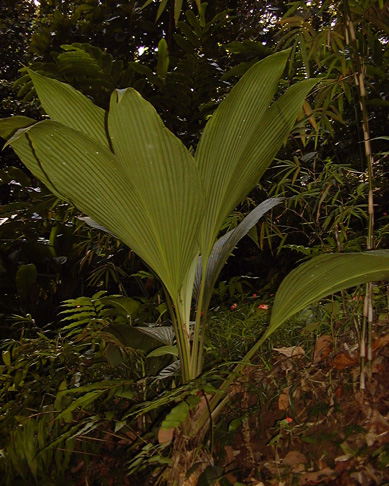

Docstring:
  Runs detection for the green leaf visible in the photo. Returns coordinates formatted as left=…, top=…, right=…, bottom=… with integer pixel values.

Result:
left=78, top=216, right=115, bottom=236
left=174, top=0, right=184, bottom=25
left=108, top=87, right=205, bottom=298
left=56, top=391, right=105, bottom=420
left=0, top=116, right=35, bottom=140
left=196, top=49, right=318, bottom=259
left=195, top=198, right=282, bottom=309
left=6, top=84, right=205, bottom=299
left=224, top=40, right=273, bottom=57
left=199, top=2, right=206, bottom=27
left=268, top=250, right=389, bottom=339
left=4, top=122, right=68, bottom=200
left=27, top=70, right=108, bottom=148
left=101, top=295, right=140, bottom=317
left=147, top=345, right=178, bottom=358
left=114, top=387, right=135, bottom=400
left=141, top=0, right=154, bottom=9
left=156, top=0, right=169, bottom=22
left=157, top=360, right=181, bottom=380
left=57, top=380, right=133, bottom=396
left=2, top=350, right=11, bottom=366
left=39, top=416, right=100, bottom=453
left=198, top=465, right=223, bottom=486
left=105, top=343, right=123, bottom=367
left=16, top=264, right=37, bottom=301
left=106, top=324, right=160, bottom=351
left=161, top=401, right=190, bottom=429
left=136, top=326, right=174, bottom=345
left=156, top=38, right=169, bottom=81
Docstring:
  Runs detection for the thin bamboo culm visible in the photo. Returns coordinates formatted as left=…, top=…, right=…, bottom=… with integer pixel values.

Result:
left=344, top=2, right=375, bottom=390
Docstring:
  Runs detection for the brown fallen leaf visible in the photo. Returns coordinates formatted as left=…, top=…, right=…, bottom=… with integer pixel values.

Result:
left=350, top=471, right=371, bottom=485
left=283, top=450, right=307, bottom=472
left=372, top=334, right=389, bottom=354
left=224, top=445, right=235, bottom=464
left=333, top=352, right=358, bottom=370
left=365, top=409, right=389, bottom=447
left=183, top=473, right=198, bottom=486
left=278, top=387, right=290, bottom=411
left=274, top=346, right=305, bottom=358
left=335, top=454, right=352, bottom=462
left=312, top=335, right=332, bottom=364
left=299, top=467, right=336, bottom=483
left=157, top=426, right=174, bottom=445
left=225, top=473, right=238, bottom=484
left=192, top=393, right=212, bottom=421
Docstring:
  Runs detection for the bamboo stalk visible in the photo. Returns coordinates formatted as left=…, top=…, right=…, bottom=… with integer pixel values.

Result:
left=344, top=1, right=375, bottom=388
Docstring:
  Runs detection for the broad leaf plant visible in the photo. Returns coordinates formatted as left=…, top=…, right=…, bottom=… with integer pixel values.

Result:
left=1, top=49, right=389, bottom=467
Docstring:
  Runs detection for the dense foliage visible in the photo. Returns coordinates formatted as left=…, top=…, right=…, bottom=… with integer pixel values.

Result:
left=0, top=1, right=388, bottom=485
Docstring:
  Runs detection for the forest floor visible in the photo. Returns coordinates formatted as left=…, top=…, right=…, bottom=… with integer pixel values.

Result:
left=63, top=316, right=389, bottom=486
left=218, top=325, right=389, bottom=486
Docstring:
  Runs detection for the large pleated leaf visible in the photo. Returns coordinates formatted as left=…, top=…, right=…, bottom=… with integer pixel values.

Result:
left=108, top=88, right=205, bottom=298
left=27, top=70, right=108, bottom=148
left=6, top=118, right=203, bottom=299
left=214, top=251, right=389, bottom=409
left=6, top=120, right=147, bottom=242
left=136, top=326, right=174, bottom=346
left=196, top=49, right=318, bottom=259
left=0, top=116, right=35, bottom=140
left=5, top=122, right=69, bottom=200
left=5, top=84, right=205, bottom=299
left=195, top=198, right=283, bottom=310
left=78, top=216, right=115, bottom=236
left=267, top=250, right=389, bottom=340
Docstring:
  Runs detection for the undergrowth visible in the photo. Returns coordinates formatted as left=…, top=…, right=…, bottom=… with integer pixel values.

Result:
left=0, top=286, right=388, bottom=485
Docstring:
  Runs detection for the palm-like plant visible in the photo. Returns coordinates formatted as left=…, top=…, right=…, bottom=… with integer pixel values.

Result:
left=1, top=49, right=389, bottom=480
left=0, top=49, right=310, bottom=380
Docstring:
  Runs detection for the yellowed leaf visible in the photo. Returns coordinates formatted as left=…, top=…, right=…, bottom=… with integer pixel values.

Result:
left=157, top=427, right=174, bottom=444
left=333, top=352, right=358, bottom=370
left=372, top=334, right=389, bottom=354
left=335, top=454, right=352, bottom=462
left=303, top=100, right=318, bottom=130
left=284, top=450, right=308, bottom=466
left=183, top=473, right=198, bottom=486
left=312, top=335, right=332, bottom=364
left=224, top=445, right=235, bottom=464
left=365, top=409, right=389, bottom=447
left=278, top=387, right=289, bottom=411
left=273, top=346, right=305, bottom=358
left=192, top=393, right=212, bottom=421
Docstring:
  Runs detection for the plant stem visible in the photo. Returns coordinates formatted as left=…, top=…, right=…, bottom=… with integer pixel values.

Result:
left=191, top=330, right=270, bottom=438
left=165, top=290, right=191, bottom=383
left=344, top=1, right=375, bottom=386
left=190, top=259, right=207, bottom=378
